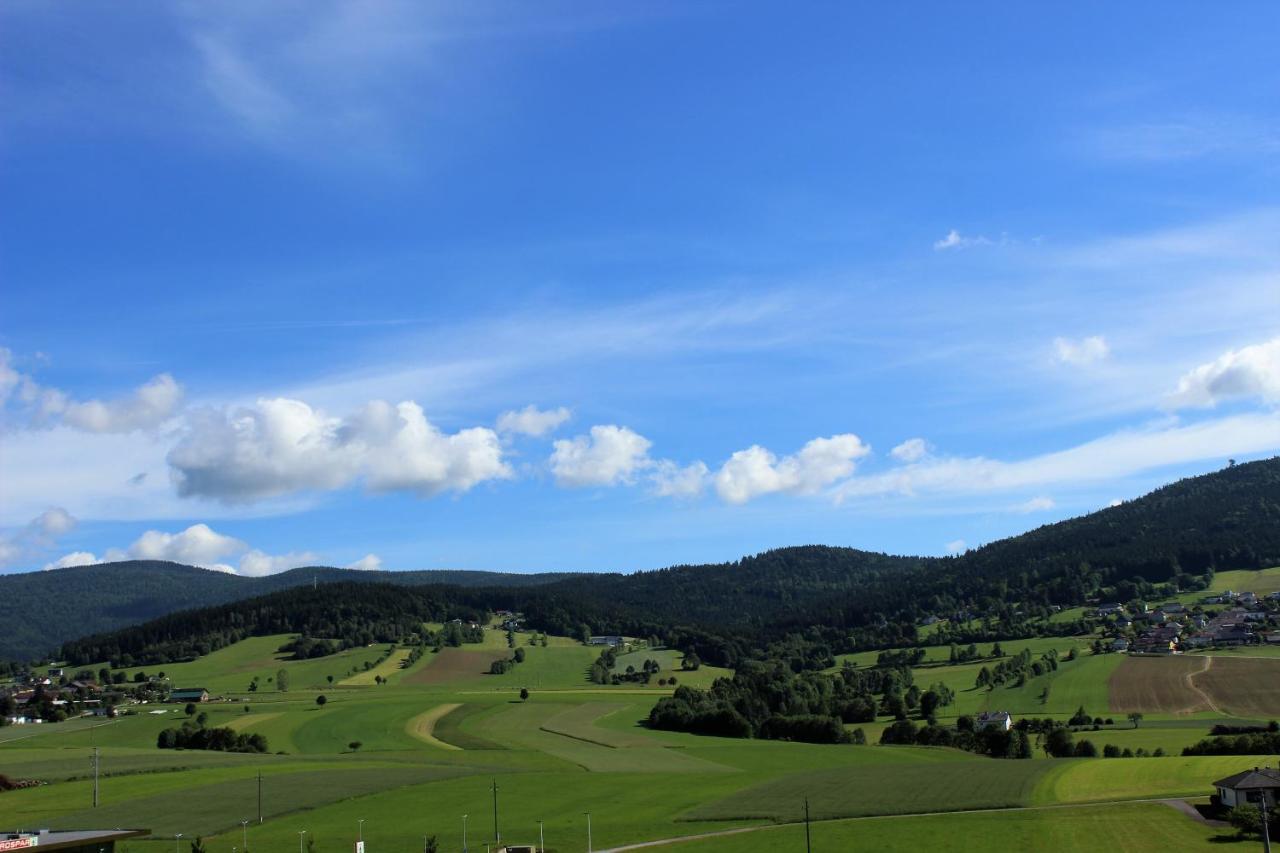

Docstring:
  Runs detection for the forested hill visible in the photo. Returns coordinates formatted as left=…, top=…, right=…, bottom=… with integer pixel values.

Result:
left=0, top=561, right=574, bottom=660
left=17, top=457, right=1280, bottom=665
left=510, top=458, right=1280, bottom=663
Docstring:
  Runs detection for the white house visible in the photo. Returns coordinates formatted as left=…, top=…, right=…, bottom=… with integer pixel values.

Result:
left=1213, top=767, right=1280, bottom=809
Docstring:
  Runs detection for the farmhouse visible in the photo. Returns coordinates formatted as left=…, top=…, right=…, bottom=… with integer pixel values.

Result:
left=1212, top=766, right=1280, bottom=809
left=1110, top=638, right=1130, bottom=652
left=589, top=635, right=624, bottom=647
left=168, top=688, right=209, bottom=703
left=975, top=711, right=1012, bottom=731
left=1094, top=603, right=1123, bottom=617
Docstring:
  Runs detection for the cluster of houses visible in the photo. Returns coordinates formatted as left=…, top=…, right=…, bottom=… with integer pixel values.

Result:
left=1, top=666, right=209, bottom=726
left=1096, top=590, right=1280, bottom=655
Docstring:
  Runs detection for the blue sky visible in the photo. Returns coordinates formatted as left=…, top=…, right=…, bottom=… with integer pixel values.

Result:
left=2, top=2, right=1279, bottom=575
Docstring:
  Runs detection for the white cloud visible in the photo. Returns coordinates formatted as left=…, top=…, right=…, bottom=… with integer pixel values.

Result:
left=945, top=539, right=968, bottom=555
left=59, top=374, right=185, bottom=433
left=934, top=230, right=993, bottom=251
left=1108, top=498, right=1124, bottom=508
left=1167, top=337, right=1280, bottom=408
left=890, top=438, right=928, bottom=463
left=836, top=413, right=1280, bottom=502
left=550, top=425, right=653, bottom=487
left=650, top=460, right=709, bottom=498
left=1053, top=335, right=1110, bottom=367
left=41, top=522, right=322, bottom=577
left=0, top=506, right=79, bottom=568
left=347, top=553, right=383, bottom=572
left=0, top=350, right=183, bottom=433
left=238, top=548, right=317, bottom=577
left=126, top=523, right=247, bottom=565
left=34, top=507, right=78, bottom=537
left=497, top=405, right=571, bottom=437
left=168, top=397, right=511, bottom=502
left=42, top=551, right=99, bottom=571
left=714, top=434, right=870, bottom=504
left=1015, top=496, right=1056, bottom=513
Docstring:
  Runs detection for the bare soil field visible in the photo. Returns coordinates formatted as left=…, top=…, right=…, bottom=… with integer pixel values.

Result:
left=1194, top=656, right=1280, bottom=717
left=402, top=648, right=511, bottom=686
left=1108, top=656, right=1212, bottom=714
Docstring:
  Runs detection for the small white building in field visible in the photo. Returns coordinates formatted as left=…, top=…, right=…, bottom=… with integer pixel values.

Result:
left=1213, top=766, right=1280, bottom=809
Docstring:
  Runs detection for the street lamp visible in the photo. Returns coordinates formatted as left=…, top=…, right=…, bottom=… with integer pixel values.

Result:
left=174, top=833, right=182, bottom=853
left=462, top=814, right=468, bottom=853
left=358, top=819, right=365, bottom=844
left=538, top=819, right=545, bottom=853
left=585, top=812, right=592, bottom=853
left=298, top=830, right=307, bottom=853
left=241, top=819, right=249, bottom=851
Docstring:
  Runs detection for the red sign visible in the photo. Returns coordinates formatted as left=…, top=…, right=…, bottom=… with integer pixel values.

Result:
left=0, top=837, right=38, bottom=851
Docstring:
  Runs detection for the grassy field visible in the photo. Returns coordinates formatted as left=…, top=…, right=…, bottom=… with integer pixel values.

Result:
left=5, top=628, right=1278, bottom=853
left=666, top=802, right=1238, bottom=852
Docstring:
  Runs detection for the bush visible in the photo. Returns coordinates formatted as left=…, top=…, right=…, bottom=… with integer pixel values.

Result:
left=1230, top=804, right=1263, bottom=837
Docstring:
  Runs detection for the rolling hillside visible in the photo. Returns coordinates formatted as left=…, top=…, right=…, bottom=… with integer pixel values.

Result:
left=0, top=561, right=574, bottom=660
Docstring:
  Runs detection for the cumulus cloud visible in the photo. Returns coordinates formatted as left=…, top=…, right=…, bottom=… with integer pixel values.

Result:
left=347, top=553, right=383, bottom=571
left=168, top=397, right=511, bottom=502
left=125, top=523, right=247, bottom=566
left=1167, top=337, right=1280, bottom=408
left=1053, top=335, right=1110, bottom=366
left=945, top=539, right=968, bottom=555
left=1015, top=496, right=1056, bottom=513
left=0, top=506, right=79, bottom=568
left=238, top=548, right=318, bottom=577
left=650, top=460, right=709, bottom=498
left=42, top=551, right=99, bottom=571
left=1, top=350, right=183, bottom=433
left=714, top=434, right=870, bottom=504
left=550, top=425, right=653, bottom=487
left=497, top=405, right=571, bottom=437
left=890, top=438, right=928, bottom=463
left=58, top=374, right=185, bottom=433
left=42, top=522, right=324, bottom=577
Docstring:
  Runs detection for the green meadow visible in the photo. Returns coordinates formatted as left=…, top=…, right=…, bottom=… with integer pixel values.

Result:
left=4, top=626, right=1278, bottom=852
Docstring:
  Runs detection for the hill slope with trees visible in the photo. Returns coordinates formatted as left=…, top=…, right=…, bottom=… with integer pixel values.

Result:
left=10, top=457, right=1280, bottom=665
left=0, top=561, right=573, bottom=660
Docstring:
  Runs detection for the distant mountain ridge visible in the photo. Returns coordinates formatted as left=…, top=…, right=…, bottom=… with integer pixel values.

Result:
left=8, top=457, right=1280, bottom=663
left=0, top=561, right=575, bottom=660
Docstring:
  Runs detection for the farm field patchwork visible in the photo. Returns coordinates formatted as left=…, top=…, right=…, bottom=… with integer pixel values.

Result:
left=5, top=631, right=1279, bottom=852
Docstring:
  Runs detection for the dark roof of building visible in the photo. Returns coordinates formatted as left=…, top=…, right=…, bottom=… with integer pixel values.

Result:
left=1, top=830, right=150, bottom=850
left=170, top=687, right=207, bottom=694
left=1213, top=767, right=1280, bottom=789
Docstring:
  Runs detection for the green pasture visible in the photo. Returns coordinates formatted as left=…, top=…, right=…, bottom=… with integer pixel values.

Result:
left=7, top=627, right=1280, bottom=853
left=668, top=802, right=1238, bottom=853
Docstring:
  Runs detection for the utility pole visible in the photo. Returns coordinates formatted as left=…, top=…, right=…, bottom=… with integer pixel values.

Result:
left=538, top=819, right=544, bottom=853
left=804, top=797, right=811, bottom=853
left=584, top=812, right=592, bottom=853
left=1261, top=796, right=1273, bottom=853
left=462, top=814, right=468, bottom=853
left=491, top=779, right=500, bottom=845
left=92, top=747, right=99, bottom=807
